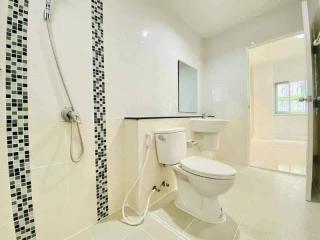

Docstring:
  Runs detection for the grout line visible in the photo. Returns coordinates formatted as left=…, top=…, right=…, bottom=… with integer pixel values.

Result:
left=140, top=227, right=156, bottom=240
left=149, top=213, right=191, bottom=240
left=121, top=230, right=134, bottom=240
left=232, top=223, right=240, bottom=240
left=63, top=225, right=92, bottom=240
left=229, top=187, right=256, bottom=240
left=182, top=218, right=195, bottom=233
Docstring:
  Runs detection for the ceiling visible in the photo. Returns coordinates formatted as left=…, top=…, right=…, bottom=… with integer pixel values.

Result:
left=162, top=0, right=299, bottom=38
left=250, top=34, right=306, bottom=65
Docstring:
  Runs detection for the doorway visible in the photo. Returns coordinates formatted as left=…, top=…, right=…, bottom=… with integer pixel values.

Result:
left=248, top=34, right=308, bottom=176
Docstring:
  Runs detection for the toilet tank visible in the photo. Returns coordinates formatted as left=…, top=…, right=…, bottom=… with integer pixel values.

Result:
left=155, top=128, right=187, bottom=165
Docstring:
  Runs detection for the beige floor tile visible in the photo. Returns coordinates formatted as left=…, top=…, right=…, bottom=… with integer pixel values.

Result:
left=298, top=201, right=320, bottom=217
left=66, top=229, right=94, bottom=240
left=85, top=167, right=320, bottom=240
left=238, top=224, right=288, bottom=240
left=150, top=202, right=194, bottom=232
left=290, top=232, right=320, bottom=240
left=237, top=229, right=256, bottom=240
left=241, top=195, right=296, bottom=228
left=141, top=215, right=182, bottom=240
left=288, top=225, right=320, bottom=240
left=183, top=215, right=238, bottom=240
left=91, top=211, right=139, bottom=240
left=123, top=229, right=153, bottom=240
left=220, top=188, right=251, bottom=223
left=291, top=211, right=320, bottom=236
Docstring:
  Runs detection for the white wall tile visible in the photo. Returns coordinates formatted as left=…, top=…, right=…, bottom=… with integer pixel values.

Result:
left=201, top=1, right=303, bottom=165
left=0, top=174, right=15, bottom=234
left=31, top=164, right=70, bottom=240
left=64, top=159, right=97, bottom=237
left=29, top=123, right=68, bottom=169
left=31, top=159, right=97, bottom=240
left=123, top=118, right=201, bottom=213
left=28, top=0, right=93, bottom=124
left=0, top=224, right=16, bottom=240
left=26, top=0, right=98, bottom=237
left=105, top=0, right=203, bottom=214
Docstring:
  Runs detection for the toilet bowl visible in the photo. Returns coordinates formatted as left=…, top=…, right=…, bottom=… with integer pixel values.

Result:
left=155, top=128, right=236, bottom=224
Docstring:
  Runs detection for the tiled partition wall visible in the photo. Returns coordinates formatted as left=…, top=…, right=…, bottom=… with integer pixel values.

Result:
left=1, top=0, right=108, bottom=239
left=91, top=0, right=108, bottom=220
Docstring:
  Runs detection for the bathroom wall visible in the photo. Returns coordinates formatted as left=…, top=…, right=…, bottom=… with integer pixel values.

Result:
left=104, top=0, right=203, bottom=213
left=27, top=0, right=99, bottom=239
left=201, top=1, right=303, bottom=166
left=0, top=0, right=108, bottom=239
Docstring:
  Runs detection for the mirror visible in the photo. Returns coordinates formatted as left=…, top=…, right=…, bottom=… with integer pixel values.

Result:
left=178, top=60, right=198, bottom=113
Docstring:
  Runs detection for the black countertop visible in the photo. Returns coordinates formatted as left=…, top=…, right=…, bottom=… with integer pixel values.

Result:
left=124, top=115, right=215, bottom=120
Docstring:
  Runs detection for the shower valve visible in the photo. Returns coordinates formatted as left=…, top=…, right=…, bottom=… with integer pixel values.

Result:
left=61, top=107, right=81, bottom=123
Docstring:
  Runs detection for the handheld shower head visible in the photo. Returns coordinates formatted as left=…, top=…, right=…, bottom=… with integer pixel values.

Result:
left=43, top=0, right=52, bottom=21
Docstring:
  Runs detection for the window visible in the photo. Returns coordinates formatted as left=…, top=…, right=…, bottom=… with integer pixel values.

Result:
left=275, top=81, right=307, bottom=114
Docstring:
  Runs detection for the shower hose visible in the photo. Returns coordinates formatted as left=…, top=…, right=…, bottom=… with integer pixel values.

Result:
left=45, top=19, right=85, bottom=163
left=122, top=133, right=157, bottom=226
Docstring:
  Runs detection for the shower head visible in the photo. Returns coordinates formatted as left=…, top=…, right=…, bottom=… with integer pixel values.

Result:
left=43, top=0, right=52, bottom=21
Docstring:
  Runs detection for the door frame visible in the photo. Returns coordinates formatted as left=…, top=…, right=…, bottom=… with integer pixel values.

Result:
left=246, top=27, right=312, bottom=200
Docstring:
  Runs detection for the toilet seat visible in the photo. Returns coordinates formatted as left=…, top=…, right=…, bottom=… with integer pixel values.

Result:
left=181, top=156, right=236, bottom=180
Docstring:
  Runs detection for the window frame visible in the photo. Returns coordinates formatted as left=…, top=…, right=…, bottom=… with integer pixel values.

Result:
left=274, top=80, right=307, bottom=115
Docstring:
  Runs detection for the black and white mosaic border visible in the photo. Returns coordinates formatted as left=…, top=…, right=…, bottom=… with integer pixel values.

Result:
left=91, top=0, right=108, bottom=220
left=5, top=0, right=37, bottom=239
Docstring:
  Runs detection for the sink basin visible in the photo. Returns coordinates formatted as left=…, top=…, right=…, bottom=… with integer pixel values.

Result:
left=190, top=118, right=229, bottom=133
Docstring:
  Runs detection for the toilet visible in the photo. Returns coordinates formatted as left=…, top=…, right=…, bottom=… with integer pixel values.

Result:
left=155, top=127, right=236, bottom=224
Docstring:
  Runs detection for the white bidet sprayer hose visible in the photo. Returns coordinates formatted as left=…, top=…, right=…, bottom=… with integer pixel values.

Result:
left=122, top=133, right=156, bottom=226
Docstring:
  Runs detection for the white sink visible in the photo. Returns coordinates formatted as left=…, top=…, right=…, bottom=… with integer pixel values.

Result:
left=190, top=118, right=229, bottom=133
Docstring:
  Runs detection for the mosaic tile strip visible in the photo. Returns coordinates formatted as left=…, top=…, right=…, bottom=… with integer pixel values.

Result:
left=91, top=0, right=108, bottom=220
left=5, top=0, right=37, bottom=239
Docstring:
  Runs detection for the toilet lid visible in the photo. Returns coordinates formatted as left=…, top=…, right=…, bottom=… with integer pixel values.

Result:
left=181, top=156, right=236, bottom=179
